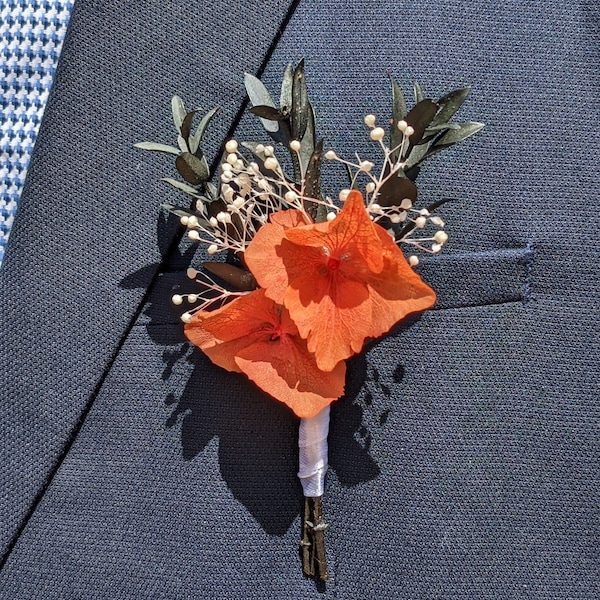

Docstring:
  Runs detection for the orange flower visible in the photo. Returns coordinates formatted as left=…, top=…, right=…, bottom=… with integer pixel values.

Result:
left=241, top=208, right=311, bottom=302
left=183, top=288, right=346, bottom=419
left=245, top=190, right=436, bottom=371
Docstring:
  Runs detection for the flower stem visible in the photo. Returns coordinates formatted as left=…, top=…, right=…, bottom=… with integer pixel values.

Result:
left=298, top=406, right=330, bottom=580
left=301, top=495, right=328, bottom=581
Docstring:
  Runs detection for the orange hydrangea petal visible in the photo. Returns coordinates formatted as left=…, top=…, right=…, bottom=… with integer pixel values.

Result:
left=241, top=191, right=435, bottom=372
left=284, top=190, right=384, bottom=274
left=184, top=289, right=278, bottom=373
left=284, top=275, right=372, bottom=371
left=274, top=237, right=368, bottom=370
left=184, top=289, right=345, bottom=419
left=364, top=227, right=437, bottom=337
left=244, top=209, right=309, bottom=303
left=235, top=335, right=346, bottom=419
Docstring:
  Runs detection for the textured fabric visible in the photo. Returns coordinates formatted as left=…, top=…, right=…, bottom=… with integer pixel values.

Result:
left=0, top=0, right=73, bottom=265
left=0, top=0, right=297, bottom=563
left=0, top=0, right=598, bottom=597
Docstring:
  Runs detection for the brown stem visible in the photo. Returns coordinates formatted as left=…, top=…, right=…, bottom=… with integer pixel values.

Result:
left=300, top=497, right=314, bottom=576
left=300, top=496, right=328, bottom=581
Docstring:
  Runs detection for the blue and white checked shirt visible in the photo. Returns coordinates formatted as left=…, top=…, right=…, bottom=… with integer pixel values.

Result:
left=0, top=0, right=73, bottom=266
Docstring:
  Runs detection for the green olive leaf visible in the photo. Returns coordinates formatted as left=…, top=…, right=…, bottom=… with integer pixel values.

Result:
left=249, top=105, right=287, bottom=120
left=171, top=95, right=186, bottom=131
left=405, top=99, right=438, bottom=154
left=133, top=142, right=181, bottom=155
left=181, top=110, right=200, bottom=144
left=160, top=177, right=203, bottom=197
left=280, top=63, right=294, bottom=114
left=189, top=107, right=219, bottom=155
left=423, top=122, right=461, bottom=134
left=244, top=72, right=279, bottom=135
left=304, top=138, right=323, bottom=204
left=433, top=121, right=485, bottom=147
left=291, top=59, right=309, bottom=141
left=175, top=152, right=209, bottom=184
left=297, top=102, right=315, bottom=180
left=413, top=81, right=424, bottom=103
left=430, top=87, right=471, bottom=127
left=389, top=76, right=408, bottom=162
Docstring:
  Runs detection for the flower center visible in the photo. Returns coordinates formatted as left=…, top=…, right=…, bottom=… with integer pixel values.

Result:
left=326, top=256, right=341, bottom=271
left=270, top=323, right=283, bottom=341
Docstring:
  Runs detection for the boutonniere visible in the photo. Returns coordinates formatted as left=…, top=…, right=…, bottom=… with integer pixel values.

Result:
left=136, top=60, right=483, bottom=581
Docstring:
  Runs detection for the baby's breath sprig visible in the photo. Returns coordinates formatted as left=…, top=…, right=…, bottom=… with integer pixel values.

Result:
left=323, top=113, right=451, bottom=257
left=320, top=78, right=484, bottom=258
left=175, top=136, right=336, bottom=259
left=173, top=267, right=251, bottom=322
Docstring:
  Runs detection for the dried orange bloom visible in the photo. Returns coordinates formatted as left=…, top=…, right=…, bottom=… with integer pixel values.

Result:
left=242, top=208, right=312, bottom=301
left=183, top=288, right=346, bottom=419
left=246, top=191, right=436, bottom=372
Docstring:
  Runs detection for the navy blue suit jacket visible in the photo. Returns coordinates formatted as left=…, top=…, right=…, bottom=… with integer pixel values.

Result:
left=1, top=0, right=597, bottom=597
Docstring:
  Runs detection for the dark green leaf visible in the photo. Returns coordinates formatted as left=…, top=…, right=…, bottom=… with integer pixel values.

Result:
left=304, top=138, right=323, bottom=204
left=249, top=105, right=286, bottom=120
left=205, top=181, right=219, bottom=201
left=423, top=122, right=461, bottom=134
left=430, top=87, right=471, bottom=127
left=160, top=177, right=202, bottom=196
left=171, top=95, right=186, bottom=131
left=207, top=198, right=228, bottom=219
left=291, top=59, right=309, bottom=141
left=405, top=99, right=438, bottom=150
left=133, top=141, right=181, bottom=155
left=280, top=63, right=294, bottom=113
left=277, top=119, right=292, bottom=146
left=176, top=152, right=209, bottom=184
left=202, top=262, right=257, bottom=291
left=315, top=203, right=329, bottom=223
left=404, top=141, right=432, bottom=169
left=404, top=165, right=421, bottom=182
left=433, top=121, right=485, bottom=147
left=391, top=77, right=407, bottom=120
left=344, top=162, right=355, bottom=187
left=406, top=120, right=477, bottom=168
left=425, top=197, right=454, bottom=212
left=180, top=110, right=199, bottom=143
left=377, top=173, right=418, bottom=207
left=297, top=102, right=315, bottom=180
left=390, top=76, right=407, bottom=161
left=161, top=202, right=193, bottom=219
left=244, top=72, right=279, bottom=135
left=190, top=107, right=219, bottom=155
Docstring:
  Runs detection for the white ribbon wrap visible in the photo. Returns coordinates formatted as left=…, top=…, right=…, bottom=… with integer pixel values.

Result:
left=297, top=405, right=330, bottom=497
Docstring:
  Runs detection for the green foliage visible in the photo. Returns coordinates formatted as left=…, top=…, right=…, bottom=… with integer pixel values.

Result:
left=136, top=63, right=484, bottom=227
left=244, top=60, right=321, bottom=216
left=135, top=96, right=219, bottom=188
left=386, top=79, right=485, bottom=175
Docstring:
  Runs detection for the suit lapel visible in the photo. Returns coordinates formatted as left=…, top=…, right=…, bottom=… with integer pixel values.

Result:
left=0, top=0, right=300, bottom=562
